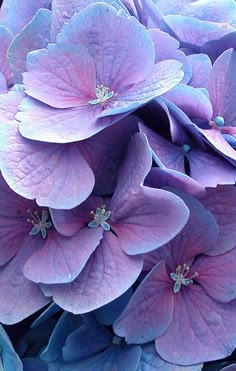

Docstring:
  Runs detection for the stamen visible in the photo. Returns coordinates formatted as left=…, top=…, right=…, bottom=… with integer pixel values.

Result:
left=27, top=209, right=52, bottom=239
left=88, top=204, right=111, bottom=231
left=170, top=263, right=199, bottom=293
left=89, top=84, right=114, bottom=108
left=182, top=144, right=191, bottom=153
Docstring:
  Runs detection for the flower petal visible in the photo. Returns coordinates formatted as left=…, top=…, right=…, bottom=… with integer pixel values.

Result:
left=51, top=232, right=143, bottom=313
left=0, top=121, right=95, bottom=209
left=114, top=260, right=174, bottom=343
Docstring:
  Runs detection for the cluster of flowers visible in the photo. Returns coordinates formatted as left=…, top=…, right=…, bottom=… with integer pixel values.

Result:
left=0, top=0, right=236, bottom=369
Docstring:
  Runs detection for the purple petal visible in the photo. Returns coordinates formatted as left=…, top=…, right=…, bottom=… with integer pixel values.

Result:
left=51, top=196, right=104, bottom=237
left=0, top=25, right=13, bottom=87
left=18, top=97, right=126, bottom=143
left=187, top=149, right=236, bottom=187
left=99, top=61, right=184, bottom=117
left=143, top=189, right=219, bottom=271
left=200, top=185, right=236, bottom=255
left=62, top=318, right=112, bottom=362
left=23, top=227, right=103, bottom=284
left=110, top=133, right=152, bottom=207
left=114, top=260, right=173, bottom=343
left=154, top=0, right=236, bottom=22
left=51, top=232, right=143, bottom=313
left=145, top=168, right=205, bottom=198
left=139, top=123, right=186, bottom=173
left=111, top=186, right=189, bottom=255
left=0, top=174, right=37, bottom=265
left=23, top=42, right=96, bottom=108
left=138, top=343, right=203, bottom=371
left=187, top=54, right=212, bottom=88
left=208, top=48, right=236, bottom=127
left=8, top=9, right=52, bottom=84
left=0, top=121, right=95, bottom=209
left=51, top=0, right=128, bottom=42
left=57, top=3, right=155, bottom=91
left=155, top=285, right=236, bottom=365
left=62, top=345, right=142, bottom=371
left=79, top=115, right=138, bottom=195
left=162, top=15, right=235, bottom=48
left=193, top=248, right=236, bottom=303
left=198, top=127, right=236, bottom=161
left=0, top=237, right=50, bottom=324
left=163, top=84, right=213, bottom=121
left=149, top=29, right=192, bottom=84
left=0, top=0, right=51, bottom=35
left=0, top=89, right=25, bottom=124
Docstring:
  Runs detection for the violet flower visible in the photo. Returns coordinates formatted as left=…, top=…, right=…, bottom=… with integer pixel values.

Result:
left=43, top=133, right=189, bottom=313
left=16, top=3, right=184, bottom=143
left=114, top=191, right=236, bottom=365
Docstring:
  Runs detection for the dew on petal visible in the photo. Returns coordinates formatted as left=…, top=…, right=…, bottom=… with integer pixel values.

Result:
left=88, top=205, right=111, bottom=231
left=170, top=263, right=199, bottom=293
left=27, top=209, right=52, bottom=239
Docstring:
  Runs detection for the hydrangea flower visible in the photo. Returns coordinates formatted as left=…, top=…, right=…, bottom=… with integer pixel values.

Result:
left=113, top=190, right=236, bottom=365
left=41, top=133, right=189, bottom=313
left=16, top=3, right=184, bottom=143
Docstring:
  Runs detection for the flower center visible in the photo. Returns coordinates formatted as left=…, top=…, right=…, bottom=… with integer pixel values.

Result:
left=89, top=84, right=114, bottom=107
left=112, top=335, right=122, bottom=345
left=27, top=209, right=52, bottom=239
left=182, top=144, right=191, bottom=153
left=170, top=263, right=199, bottom=293
left=209, top=115, right=225, bottom=128
left=88, top=205, right=111, bottom=231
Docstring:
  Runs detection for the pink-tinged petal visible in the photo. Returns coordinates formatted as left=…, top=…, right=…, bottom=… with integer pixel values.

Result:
left=187, top=54, right=212, bottom=88
left=17, top=97, right=126, bottom=143
left=138, top=343, right=203, bottom=371
left=198, top=127, right=236, bottom=161
left=23, top=42, right=96, bottom=108
left=0, top=25, right=13, bottom=87
left=0, top=89, right=25, bottom=124
left=143, top=189, right=219, bottom=271
left=51, top=196, right=104, bottom=236
left=163, top=84, right=213, bottom=121
left=155, top=0, right=236, bottom=23
left=139, top=123, right=185, bottom=173
left=162, top=15, right=235, bottom=47
left=51, top=0, right=128, bottom=42
left=187, top=149, right=236, bottom=187
left=114, top=260, right=174, bottom=343
left=79, top=115, right=138, bottom=196
left=7, top=9, right=52, bottom=84
left=51, top=233, right=143, bottom=313
left=0, top=121, right=95, bottom=209
left=57, top=3, right=155, bottom=91
left=208, top=48, right=236, bottom=127
left=200, top=185, right=236, bottom=255
left=155, top=285, right=236, bottom=365
left=62, top=345, right=142, bottom=371
left=23, top=227, right=103, bottom=284
left=145, top=168, right=205, bottom=198
left=0, top=236, right=50, bottom=324
left=0, top=73, right=7, bottom=93
left=99, top=61, right=184, bottom=117
left=0, top=174, right=37, bottom=265
left=149, top=29, right=192, bottom=84
left=110, top=133, right=152, bottom=208
left=112, top=186, right=189, bottom=255
left=0, top=0, right=51, bottom=35
left=193, top=248, right=236, bottom=303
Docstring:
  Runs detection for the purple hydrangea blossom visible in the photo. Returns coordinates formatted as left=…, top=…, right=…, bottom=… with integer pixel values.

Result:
left=16, top=3, right=184, bottom=143
left=40, top=133, right=189, bottom=313
left=0, top=25, right=13, bottom=92
left=113, top=191, right=236, bottom=365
